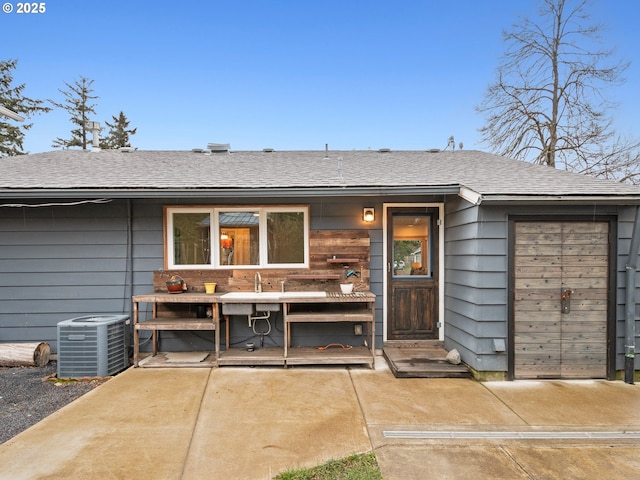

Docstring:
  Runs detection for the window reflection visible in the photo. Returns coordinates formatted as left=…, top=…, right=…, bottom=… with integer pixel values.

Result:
left=218, top=211, right=259, bottom=265
left=172, top=212, right=211, bottom=265
left=267, top=212, right=304, bottom=264
left=393, top=214, right=430, bottom=277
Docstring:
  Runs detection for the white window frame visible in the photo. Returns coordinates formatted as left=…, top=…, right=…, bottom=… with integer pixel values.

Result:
left=165, top=205, right=309, bottom=269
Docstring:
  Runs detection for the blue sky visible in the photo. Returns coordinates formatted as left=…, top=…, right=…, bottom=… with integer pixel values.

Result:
left=2, top=0, right=638, bottom=153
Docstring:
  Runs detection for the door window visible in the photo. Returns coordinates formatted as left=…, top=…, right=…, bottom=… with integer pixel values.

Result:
left=392, top=214, right=431, bottom=277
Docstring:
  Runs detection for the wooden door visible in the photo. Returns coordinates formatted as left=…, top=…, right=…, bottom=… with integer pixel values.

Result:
left=512, top=221, right=610, bottom=379
left=387, top=208, right=439, bottom=340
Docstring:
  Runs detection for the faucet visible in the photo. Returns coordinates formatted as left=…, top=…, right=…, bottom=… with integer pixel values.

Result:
left=254, top=272, right=263, bottom=293
left=345, top=268, right=360, bottom=279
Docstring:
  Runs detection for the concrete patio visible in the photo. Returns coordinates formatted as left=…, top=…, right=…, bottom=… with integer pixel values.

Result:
left=1, top=357, right=639, bottom=479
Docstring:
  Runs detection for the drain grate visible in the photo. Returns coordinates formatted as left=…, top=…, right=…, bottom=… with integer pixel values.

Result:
left=383, top=430, right=640, bottom=440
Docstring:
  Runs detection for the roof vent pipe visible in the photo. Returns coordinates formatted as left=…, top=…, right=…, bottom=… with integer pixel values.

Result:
left=207, top=143, right=230, bottom=153
left=325, top=144, right=329, bottom=158
left=85, top=121, right=101, bottom=152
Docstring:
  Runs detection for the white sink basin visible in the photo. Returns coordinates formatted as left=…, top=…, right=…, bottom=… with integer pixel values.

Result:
left=220, top=291, right=327, bottom=301
left=221, top=292, right=282, bottom=301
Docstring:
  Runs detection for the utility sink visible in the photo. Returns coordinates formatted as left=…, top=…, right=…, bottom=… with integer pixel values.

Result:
left=221, top=303, right=254, bottom=315
left=220, top=291, right=327, bottom=301
left=220, top=291, right=327, bottom=315
left=220, top=292, right=283, bottom=315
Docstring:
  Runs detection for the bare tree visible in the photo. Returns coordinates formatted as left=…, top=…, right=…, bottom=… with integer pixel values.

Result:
left=477, top=0, right=640, bottom=183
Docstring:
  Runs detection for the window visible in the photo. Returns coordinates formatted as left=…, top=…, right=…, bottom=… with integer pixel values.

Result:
left=392, top=213, right=431, bottom=277
left=165, top=206, right=309, bottom=269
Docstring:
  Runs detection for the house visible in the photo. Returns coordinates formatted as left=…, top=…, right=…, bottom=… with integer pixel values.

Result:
left=1, top=146, right=639, bottom=381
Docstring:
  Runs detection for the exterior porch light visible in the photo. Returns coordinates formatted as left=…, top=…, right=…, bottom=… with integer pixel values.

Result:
left=363, top=207, right=375, bottom=223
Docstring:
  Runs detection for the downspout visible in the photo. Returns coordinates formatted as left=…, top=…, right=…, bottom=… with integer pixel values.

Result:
left=624, top=206, right=640, bottom=384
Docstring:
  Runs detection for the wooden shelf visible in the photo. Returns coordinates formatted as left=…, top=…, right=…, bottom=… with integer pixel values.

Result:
left=133, top=291, right=375, bottom=369
left=286, top=274, right=341, bottom=280
left=135, top=317, right=215, bottom=331
left=218, top=347, right=285, bottom=366
left=132, top=295, right=221, bottom=367
left=284, top=296, right=375, bottom=368
left=137, top=352, right=217, bottom=368
left=326, top=258, right=360, bottom=264
left=285, top=312, right=374, bottom=323
left=285, top=346, right=373, bottom=366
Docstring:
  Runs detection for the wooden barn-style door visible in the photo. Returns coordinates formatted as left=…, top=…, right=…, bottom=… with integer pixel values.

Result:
left=510, top=219, right=614, bottom=380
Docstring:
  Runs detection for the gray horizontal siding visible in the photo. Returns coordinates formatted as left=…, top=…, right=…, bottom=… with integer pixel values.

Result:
left=615, top=207, right=640, bottom=370
left=0, top=200, right=132, bottom=352
left=0, top=196, right=384, bottom=354
left=444, top=198, right=640, bottom=375
left=444, top=198, right=506, bottom=372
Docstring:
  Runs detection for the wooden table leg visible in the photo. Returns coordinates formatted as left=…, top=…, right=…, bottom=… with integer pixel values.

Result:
left=213, top=303, right=220, bottom=365
left=225, top=315, right=230, bottom=351
left=133, top=301, right=140, bottom=367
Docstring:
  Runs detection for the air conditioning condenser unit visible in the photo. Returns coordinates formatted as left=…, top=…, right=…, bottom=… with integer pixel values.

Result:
left=57, top=314, right=129, bottom=378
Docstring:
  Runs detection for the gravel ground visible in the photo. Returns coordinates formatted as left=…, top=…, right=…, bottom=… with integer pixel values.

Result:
left=0, top=362, right=103, bottom=445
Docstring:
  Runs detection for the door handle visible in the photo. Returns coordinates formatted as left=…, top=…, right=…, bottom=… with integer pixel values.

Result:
left=561, top=288, right=573, bottom=314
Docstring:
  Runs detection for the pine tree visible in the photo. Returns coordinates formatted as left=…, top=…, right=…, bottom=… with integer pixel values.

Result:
left=0, top=58, right=51, bottom=157
left=50, top=76, right=98, bottom=149
left=101, top=111, right=137, bottom=149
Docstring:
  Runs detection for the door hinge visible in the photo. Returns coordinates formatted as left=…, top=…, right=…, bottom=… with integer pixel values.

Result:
left=436, top=322, right=442, bottom=328
left=436, top=219, right=442, bottom=226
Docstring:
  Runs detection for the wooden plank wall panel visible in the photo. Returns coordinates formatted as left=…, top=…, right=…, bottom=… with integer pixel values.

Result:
left=152, top=230, right=370, bottom=317
left=560, top=223, right=608, bottom=378
left=514, top=221, right=609, bottom=379
left=561, top=222, right=609, bottom=378
left=514, top=222, right=563, bottom=378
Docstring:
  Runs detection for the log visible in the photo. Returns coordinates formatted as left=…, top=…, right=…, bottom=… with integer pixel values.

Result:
left=0, top=342, right=51, bottom=367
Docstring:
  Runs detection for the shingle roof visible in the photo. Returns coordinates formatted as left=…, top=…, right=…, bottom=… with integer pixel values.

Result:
left=2, top=149, right=640, bottom=201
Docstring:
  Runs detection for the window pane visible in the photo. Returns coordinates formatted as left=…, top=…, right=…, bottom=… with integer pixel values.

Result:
left=219, top=211, right=259, bottom=265
left=267, top=211, right=305, bottom=264
left=172, top=212, right=211, bottom=265
left=392, top=214, right=430, bottom=277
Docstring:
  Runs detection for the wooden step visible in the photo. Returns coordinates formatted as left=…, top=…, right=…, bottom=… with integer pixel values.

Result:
left=383, top=346, right=471, bottom=379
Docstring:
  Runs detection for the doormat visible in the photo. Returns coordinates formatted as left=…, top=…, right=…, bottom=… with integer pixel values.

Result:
left=165, top=352, right=209, bottom=363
